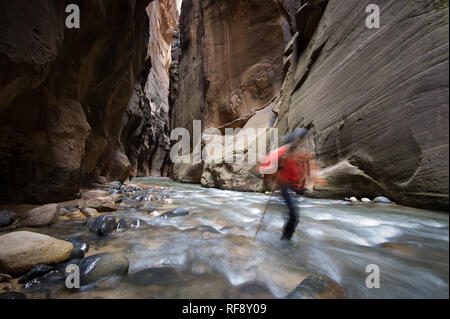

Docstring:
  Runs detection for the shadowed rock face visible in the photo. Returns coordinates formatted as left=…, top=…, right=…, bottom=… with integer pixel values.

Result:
left=121, top=0, right=178, bottom=178
left=0, top=0, right=150, bottom=204
left=276, top=0, right=449, bottom=210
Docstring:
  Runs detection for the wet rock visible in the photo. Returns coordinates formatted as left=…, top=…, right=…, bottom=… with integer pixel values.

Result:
left=66, top=211, right=86, bottom=220
left=0, top=291, right=27, bottom=299
left=83, top=197, right=117, bottom=212
left=0, top=231, right=73, bottom=275
left=236, top=281, right=274, bottom=298
left=82, top=190, right=110, bottom=200
left=116, top=219, right=128, bottom=232
left=374, top=196, right=392, bottom=204
left=349, top=197, right=359, bottom=202
left=0, top=210, right=16, bottom=228
left=110, top=181, right=122, bottom=190
left=128, top=267, right=183, bottom=286
left=69, top=248, right=85, bottom=260
left=130, top=219, right=145, bottom=230
left=56, top=258, right=81, bottom=274
left=23, top=270, right=65, bottom=291
left=89, top=216, right=118, bottom=236
left=18, top=265, right=54, bottom=284
left=78, top=253, right=129, bottom=286
left=287, top=274, right=346, bottom=299
left=361, top=198, right=372, bottom=203
left=160, top=208, right=189, bottom=219
left=21, top=204, right=59, bottom=227
left=81, top=208, right=100, bottom=218
left=66, top=239, right=90, bottom=255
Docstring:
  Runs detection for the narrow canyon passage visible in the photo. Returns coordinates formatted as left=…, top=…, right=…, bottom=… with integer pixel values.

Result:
left=0, top=0, right=448, bottom=300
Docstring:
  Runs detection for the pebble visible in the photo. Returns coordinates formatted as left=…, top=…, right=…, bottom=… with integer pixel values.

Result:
left=361, top=198, right=372, bottom=203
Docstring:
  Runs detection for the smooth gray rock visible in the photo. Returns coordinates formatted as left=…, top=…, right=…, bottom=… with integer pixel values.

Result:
left=78, top=253, right=129, bottom=286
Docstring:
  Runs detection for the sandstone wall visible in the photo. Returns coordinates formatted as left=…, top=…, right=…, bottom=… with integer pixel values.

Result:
left=170, top=0, right=299, bottom=186
left=171, top=0, right=449, bottom=210
left=0, top=0, right=150, bottom=203
left=276, top=0, right=449, bottom=210
left=121, top=0, right=178, bottom=177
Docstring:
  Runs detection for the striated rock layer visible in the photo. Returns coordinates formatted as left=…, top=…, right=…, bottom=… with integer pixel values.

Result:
left=275, top=0, right=449, bottom=210
left=0, top=0, right=149, bottom=204
left=121, top=0, right=178, bottom=177
left=171, top=0, right=449, bottom=210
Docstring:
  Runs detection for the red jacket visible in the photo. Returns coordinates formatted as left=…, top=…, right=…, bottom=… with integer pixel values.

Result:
left=258, top=146, right=323, bottom=190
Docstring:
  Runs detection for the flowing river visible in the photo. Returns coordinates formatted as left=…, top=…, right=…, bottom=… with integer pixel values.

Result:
left=10, top=177, right=449, bottom=299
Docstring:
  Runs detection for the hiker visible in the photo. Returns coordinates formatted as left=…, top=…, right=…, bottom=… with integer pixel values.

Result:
left=258, top=128, right=324, bottom=241
left=129, top=170, right=134, bottom=182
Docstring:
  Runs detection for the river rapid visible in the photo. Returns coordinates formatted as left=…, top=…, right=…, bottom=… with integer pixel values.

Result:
left=9, top=177, right=448, bottom=299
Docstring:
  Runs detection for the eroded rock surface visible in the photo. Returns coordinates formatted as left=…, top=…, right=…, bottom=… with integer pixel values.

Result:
left=0, top=0, right=151, bottom=204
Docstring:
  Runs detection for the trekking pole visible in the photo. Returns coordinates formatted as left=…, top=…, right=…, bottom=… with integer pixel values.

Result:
left=253, top=174, right=280, bottom=242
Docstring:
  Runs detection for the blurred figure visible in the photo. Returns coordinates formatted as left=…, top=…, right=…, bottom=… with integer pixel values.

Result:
left=258, top=128, right=325, bottom=241
left=129, top=170, right=134, bottom=182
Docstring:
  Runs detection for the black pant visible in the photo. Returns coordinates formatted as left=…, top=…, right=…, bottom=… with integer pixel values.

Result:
left=280, top=186, right=303, bottom=240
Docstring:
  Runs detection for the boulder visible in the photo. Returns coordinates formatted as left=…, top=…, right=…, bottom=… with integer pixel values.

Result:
left=0, top=210, right=16, bottom=228
left=83, top=197, right=117, bottom=212
left=21, top=204, right=59, bottom=227
left=287, top=274, right=346, bottom=299
left=0, top=231, right=73, bottom=275
left=78, top=253, right=129, bottom=286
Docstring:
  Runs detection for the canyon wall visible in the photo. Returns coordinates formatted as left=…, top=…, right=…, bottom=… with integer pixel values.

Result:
left=171, top=0, right=449, bottom=210
left=0, top=0, right=150, bottom=204
left=120, top=0, right=178, bottom=177
left=170, top=0, right=301, bottom=187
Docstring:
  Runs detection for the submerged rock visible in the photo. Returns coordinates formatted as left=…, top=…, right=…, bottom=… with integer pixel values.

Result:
left=78, top=253, right=129, bottom=287
left=374, top=196, right=392, bottom=204
left=0, top=210, right=16, bottom=228
left=23, top=270, right=65, bottom=291
left=160, top=208, right=189, bottom=219
left=0, top=292, right=27, bottom=299
left=116, top=219, right=128, bottom=232
left=66, top=239, right=90, bottom=255
left=21, top=204, right=59, bottom=227
left=0, top=231, right=73, bottom=275
left=82, top=208, right=100, bottom=218
left=287, top=274, right=346, bottom=299
left=89, top=216, right=118, bottom=236
left=18, top=265, right=54, bottom=284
